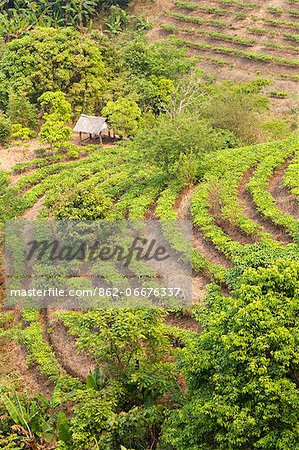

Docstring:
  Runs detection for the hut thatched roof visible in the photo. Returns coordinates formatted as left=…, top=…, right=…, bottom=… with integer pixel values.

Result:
left=73, top=114, right=108, bottom=135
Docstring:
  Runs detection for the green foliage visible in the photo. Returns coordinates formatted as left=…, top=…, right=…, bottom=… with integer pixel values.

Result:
left=54, top=185, right=113, bottom=219
left=11, top=123, right=36, bottom=140
left=7, top=90, right=38, bottom=129
left=179, top=37, right=299, bottom=67
left=39, top=91, right=72, bottom=122
left=122, top=38, right=194, bottom=80
left=104, top=5, right=128, bottom=35
left=67, top=149, right=80, bottom=159
left=0, top=27, right=107, bottom=114
left=267, top=6, right=283, bottom=14
left=0, top=0, right=129, bottom=32
left=39, top=116, right=72, bottom=148
left=39, top=91, right=72, bottom=147
left=102, top=97, right=143, bottom=137
left=284, top=150, right=299, bottom=198
left=164, top=9, right=226, bottom=27
left=134, top=75, right=174, bottom=113
left=58, top=309, right=176, bottom=404
left=174, top=1, right=228, bottom=15
left=162, top=260, right=299, bottom=449
left=135, top=114, right=239, bottom=180
left=0, top=392, right=55, bottom=447
left=199, top=81, right=269, bottom=144
left=0, top=111, right=11, bottom=143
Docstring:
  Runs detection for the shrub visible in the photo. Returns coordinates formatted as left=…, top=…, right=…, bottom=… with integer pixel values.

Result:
left=7, top=91, right=38, bottom=128
left=11, top=124, right=36, bottom=140
left=67, top=150, right=80, bottom=160
left=0, top=112, right=11, bottom=143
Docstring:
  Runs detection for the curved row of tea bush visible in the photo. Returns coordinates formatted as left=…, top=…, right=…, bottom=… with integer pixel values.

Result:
left=247, top=140, right=299, bottom=241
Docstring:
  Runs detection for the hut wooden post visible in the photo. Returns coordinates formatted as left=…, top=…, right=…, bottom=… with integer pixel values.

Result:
left=99, top=133, right=103, bottom=145
left=79, top=132, right=82, bottom=144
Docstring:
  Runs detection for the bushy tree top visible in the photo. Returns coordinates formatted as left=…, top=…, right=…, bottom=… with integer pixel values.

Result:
left=162, top=260, right=299, bottom=449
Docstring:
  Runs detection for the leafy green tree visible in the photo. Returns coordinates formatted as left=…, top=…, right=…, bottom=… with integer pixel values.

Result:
left=135, top=114, right=239, bottom=181
left=39, top=91, right=72, bottom=122
left=102, top=97, right=143, bottom=137
left=122, top=38, right=194, bottom=81
left=200, top=81, right=269, bottom=145
left=162, top=260, right=299, bottom=449
left=39, top=116, right=72, bottom=148
left=7, top=90, right=38, bottom=128
left=62, top=309, right=177, bottom=449
left=0, top=27, right=107, bottom=114
left=134, top=75, right=174, bottom=114
left=38, top=91, right=72, bottom=148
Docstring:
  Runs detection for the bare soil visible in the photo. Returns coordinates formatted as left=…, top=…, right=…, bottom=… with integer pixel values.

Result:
left=22, top=196, right=45, bottom=219
left=0, top=339, right=53, bottom=397
left=0, top=140, right=44, bottom=172
left=165, top=311, right=200, bottom=332
left=40, top=310, right=95, bottom=382
left=135, top=0, right=299, bottom=113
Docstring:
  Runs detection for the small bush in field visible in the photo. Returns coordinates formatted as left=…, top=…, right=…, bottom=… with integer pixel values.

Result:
left=11, top=124, right=36, bottom=140
left=67, top=150, right=80, bottom=159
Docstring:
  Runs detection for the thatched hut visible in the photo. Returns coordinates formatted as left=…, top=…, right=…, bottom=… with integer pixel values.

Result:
left=73, top=114, right=109, bottom=144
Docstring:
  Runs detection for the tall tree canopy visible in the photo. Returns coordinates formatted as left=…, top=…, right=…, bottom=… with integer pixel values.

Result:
left=0, top=27, right=107, bottom=114
left=162, top=260, right=299, bottom=449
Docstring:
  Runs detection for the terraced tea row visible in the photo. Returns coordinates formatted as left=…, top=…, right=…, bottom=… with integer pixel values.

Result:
left=1, top=134, right=298, bottom=402
left=151, top=0, right=299, bottom=108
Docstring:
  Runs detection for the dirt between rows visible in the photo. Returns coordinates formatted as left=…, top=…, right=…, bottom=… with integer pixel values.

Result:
left=40, top=310, right=96, bottom=382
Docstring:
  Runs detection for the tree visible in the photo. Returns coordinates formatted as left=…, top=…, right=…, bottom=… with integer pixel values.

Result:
left=162, top=260, right=299, bottom=449
left=38, top=91, right=72, bottom=148
left=164, top=71, right=203, bottom=119
left=7, top=90, right=38, bottom=128
left=200, top=81, right=269, bottom=145
left=134, top=75, right=174, bottom=114
left=134, top=114, right=239, bottom=181
left=0, top=27, right=107, bottom=114
left=39, top=91, right=72, bottom=122
left=102, top=97, right=143, bottom=137
left=122, top=38, right=194, bottom=80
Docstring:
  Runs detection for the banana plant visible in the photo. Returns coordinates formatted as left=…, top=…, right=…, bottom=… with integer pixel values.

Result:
left=1, top=392, right=55, bottom=448
left=86, top=366, right=106, bottom=390
left=104, top=5, right=128, bottom=36
left=63, top=0, right=97, bottom=31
